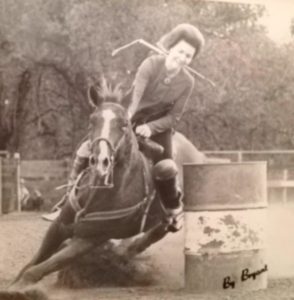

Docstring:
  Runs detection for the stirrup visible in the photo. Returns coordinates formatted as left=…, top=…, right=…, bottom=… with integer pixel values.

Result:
left=162, top=201, right=184, bottom=233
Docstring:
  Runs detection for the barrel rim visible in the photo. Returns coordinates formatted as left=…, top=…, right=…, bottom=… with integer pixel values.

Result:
left=184, top=203, right=268, bottom=211
left=184, top=248, right=268, bottom=256
left=183, top=161, right=267, bottom=166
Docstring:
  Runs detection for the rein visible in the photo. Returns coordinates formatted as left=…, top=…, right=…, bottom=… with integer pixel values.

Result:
left=70, top=152, right=154, bottom=232
left=69, top=131, right=154, bottom=232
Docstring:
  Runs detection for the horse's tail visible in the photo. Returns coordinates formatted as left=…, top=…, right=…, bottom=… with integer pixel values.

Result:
left=0, top=287, right=48, bottom=300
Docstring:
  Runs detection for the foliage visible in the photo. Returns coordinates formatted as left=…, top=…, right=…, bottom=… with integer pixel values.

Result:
left=0, top=0, right=293, bottom=157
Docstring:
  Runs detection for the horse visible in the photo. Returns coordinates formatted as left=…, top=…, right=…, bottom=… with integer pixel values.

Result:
left=11, top=79, right=205, bottom=288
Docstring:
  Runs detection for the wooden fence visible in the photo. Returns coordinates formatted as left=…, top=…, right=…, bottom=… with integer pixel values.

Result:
left=0, top=151, right=10, bottom=158
left=204, top=150, right=294, bottom=203
left=2, top=150, right=294, bottom=214
left=20, top=159, right=72, bottom=209
left=20, top=151, right=294, bottom=205
left=0, top=158, right=72, bottom=213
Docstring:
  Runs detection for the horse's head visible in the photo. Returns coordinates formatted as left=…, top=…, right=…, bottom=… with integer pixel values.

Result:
left=86, top=79, right=133, bottom=188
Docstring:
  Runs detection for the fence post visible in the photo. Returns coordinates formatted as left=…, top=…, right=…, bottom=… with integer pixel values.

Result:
left=282, top=169, right=288, bottom=204
left=237, top=151, right=243, bottom=162
left=14, top=153, right=21, bottom=211
left=0, top=157, right=2, bottom=215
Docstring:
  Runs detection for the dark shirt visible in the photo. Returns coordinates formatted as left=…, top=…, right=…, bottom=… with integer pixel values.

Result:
left=131, top=54, right=195, bottom=135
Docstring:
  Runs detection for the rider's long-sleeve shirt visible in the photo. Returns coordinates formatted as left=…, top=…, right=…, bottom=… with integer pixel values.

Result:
left=130, top=54, right=195, bottom=135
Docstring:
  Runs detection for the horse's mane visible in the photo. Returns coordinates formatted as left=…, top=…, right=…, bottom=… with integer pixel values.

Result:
left=97, top=77, right=123, bottom=103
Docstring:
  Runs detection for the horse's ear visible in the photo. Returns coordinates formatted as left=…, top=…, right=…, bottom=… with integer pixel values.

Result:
left=88, top=86, right=104, bottom=108
left=120, top=87, right=133, bottom=110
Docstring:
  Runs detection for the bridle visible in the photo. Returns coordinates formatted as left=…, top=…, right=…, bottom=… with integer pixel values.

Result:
left=88, top=130, right=127, bottom=188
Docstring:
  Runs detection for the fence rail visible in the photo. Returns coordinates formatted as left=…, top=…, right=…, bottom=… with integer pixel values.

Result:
left=21, top=160, right=71, bottom=180
left=1, top=150, right=293, bottom=211
left=20, top=159, right=72, bottom=209
left=204, top=150, right=294, bottom=203
left=0, top=151, right=9, bottom=158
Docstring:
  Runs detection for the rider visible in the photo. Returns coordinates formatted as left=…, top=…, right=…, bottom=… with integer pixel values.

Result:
left=56, top=24, right=205, bottom=232
left=129, top=23, right=205, bottom=232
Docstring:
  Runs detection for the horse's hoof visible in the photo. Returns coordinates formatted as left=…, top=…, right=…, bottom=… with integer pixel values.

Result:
left=3, top=285, right=49, bottom=300
left=10, top=272, right=40, bottom=290
left=8, top=278, right=31, bottom=290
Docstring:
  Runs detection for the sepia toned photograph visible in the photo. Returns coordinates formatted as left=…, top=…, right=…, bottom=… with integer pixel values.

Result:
left=0, top=0, right=293, bottom=299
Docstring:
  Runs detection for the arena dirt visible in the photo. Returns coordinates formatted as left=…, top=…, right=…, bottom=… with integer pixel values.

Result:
left=1, top=207, right=294, bottom=300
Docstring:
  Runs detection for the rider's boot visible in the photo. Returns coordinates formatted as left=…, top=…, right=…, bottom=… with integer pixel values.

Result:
left=153, top=159, right=183, bottom=233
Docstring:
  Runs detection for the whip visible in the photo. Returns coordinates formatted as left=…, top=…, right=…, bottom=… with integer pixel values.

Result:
left=112, top=38, right=216, bottom=88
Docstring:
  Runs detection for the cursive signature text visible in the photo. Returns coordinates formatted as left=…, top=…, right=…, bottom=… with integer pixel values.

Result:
left=241, top=264, right=268, bottom=281
left=223, top=264, right=268, bottom=289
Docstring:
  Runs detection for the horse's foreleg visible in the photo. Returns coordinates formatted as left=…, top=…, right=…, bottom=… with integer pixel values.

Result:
left=17, top=237, right=97, bottom=285
left=110, top=222, right=169, bottom=258
left=12, top=220, right=71, bottom=286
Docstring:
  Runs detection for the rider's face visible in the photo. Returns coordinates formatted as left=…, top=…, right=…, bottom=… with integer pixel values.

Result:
left=165, top=40, right=196, bottom=72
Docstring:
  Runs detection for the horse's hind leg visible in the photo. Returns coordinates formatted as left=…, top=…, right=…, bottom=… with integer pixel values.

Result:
left=18, top=237, right=97, bottom=285
left=110, top=222, right=169, bottom=258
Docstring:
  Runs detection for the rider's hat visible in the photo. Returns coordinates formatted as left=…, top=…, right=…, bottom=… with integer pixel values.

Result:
left=157, top=23, right=205, bottom=57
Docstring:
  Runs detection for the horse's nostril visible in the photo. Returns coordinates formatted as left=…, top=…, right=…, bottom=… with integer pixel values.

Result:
left=90, top=156, right=96, bottom=166
left=103, top=158, right=109, bottom=169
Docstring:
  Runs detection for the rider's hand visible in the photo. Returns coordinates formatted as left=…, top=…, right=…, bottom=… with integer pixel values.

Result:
left=135, top=125, right=152, bottom=138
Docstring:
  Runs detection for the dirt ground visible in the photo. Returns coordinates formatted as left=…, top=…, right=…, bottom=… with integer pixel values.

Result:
left=1, top=203, right=294, bottom=300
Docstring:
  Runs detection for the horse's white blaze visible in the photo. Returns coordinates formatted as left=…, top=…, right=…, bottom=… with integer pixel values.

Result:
left=98, top=109, right=116, bottom=171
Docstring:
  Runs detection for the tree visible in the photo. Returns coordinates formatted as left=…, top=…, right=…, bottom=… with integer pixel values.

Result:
left=0, top=0, right=293, bottom=158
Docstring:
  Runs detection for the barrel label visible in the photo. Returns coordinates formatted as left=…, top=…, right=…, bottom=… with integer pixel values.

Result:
left=185, top=210, right=266, bottom=253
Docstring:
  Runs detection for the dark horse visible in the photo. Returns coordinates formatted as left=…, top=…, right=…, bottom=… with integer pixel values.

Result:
left=11, top=80, right=205, bottom=287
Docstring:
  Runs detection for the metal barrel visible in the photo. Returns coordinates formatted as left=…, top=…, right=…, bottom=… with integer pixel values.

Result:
left=183, top=162, right=268, bottom=291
